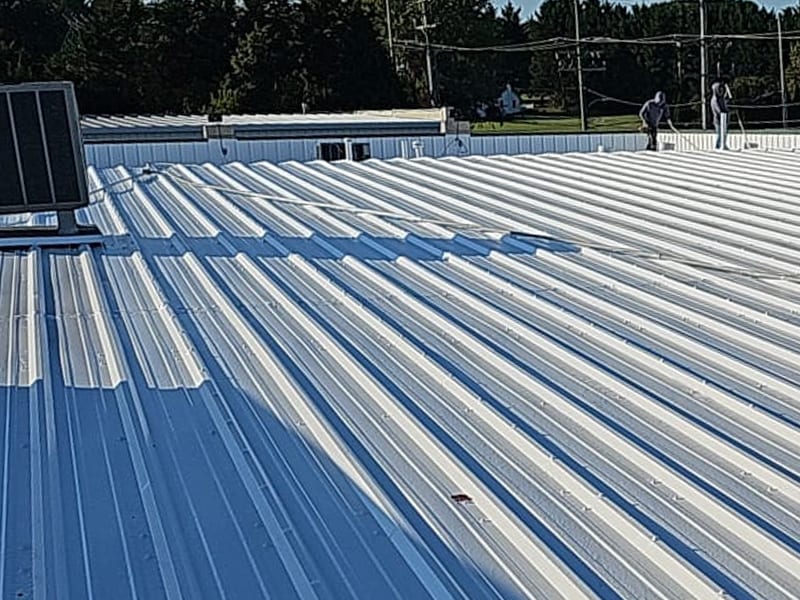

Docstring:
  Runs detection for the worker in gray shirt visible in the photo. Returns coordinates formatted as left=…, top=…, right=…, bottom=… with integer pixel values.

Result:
left=639, top=91, right=672, bottom=151
left=711, top=82, right=730, bottom=150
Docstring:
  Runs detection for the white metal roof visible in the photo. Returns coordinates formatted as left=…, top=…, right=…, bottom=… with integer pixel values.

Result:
left=1, top=151, right=800, bottom=599
left=80, top=129, right=800, bottom=171
left=82, top=132, right=648, bottom=169
left=80, top=110, right=446, bottom=143
left=80, top=110, right=444, bottom=128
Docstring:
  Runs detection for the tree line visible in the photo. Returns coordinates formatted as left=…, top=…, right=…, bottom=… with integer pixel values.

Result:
left=1, top=0, right=799, bottom=122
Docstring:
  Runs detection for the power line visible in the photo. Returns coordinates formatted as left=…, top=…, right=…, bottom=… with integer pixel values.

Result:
left=731, top=100, right=800, bottom=108
left=585, top=88, right=701, bottom=108
left=396, top=30, right=800, bottom=54
left=395, top=37, right=576, bottom=53
left=584, top=86, right=800, bottom=111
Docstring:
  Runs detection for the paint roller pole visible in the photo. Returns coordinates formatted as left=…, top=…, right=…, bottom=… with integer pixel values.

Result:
left=724, top=83, right=745, bottom=149
left=669, top=121, right=702, bottom=152
left=778, top=13, right=788, bottom=129
left=573, top=0, right=587, bottom=132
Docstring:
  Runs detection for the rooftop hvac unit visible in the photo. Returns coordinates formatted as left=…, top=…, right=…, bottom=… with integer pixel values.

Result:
left=0, top=81, right=99, bottom=245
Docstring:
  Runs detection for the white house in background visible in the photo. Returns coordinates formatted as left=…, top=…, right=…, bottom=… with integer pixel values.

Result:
left=498, top=84, right=523, bottom=116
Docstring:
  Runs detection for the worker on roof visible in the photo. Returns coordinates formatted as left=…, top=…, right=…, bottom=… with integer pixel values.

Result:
left=639, top=91, right=672, bottom=151
left=711, top=81, right=730, bottom=150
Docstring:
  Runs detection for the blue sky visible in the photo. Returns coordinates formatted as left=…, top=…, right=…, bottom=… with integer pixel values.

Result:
left=508, top=0, right=800, bottom=19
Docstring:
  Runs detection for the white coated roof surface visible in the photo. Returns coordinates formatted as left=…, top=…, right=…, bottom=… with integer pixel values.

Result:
left=80, top=111, right=442, bottom=129
left=1, top=151, right=800, bottom=599
left=79, top=110, right=445, bottom=143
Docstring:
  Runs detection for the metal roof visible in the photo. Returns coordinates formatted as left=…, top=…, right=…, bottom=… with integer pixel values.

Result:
left=80, top=110, right=446, bottom=143
left=79, top=128, right=800, bottom=170
left=81, top=132, right=648, bottom=169
left=2, top=151, right=800, bottom=599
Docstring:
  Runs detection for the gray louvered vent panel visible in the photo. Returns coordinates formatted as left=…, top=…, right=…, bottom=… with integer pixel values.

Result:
left=0, top=82, right=88, bottom=215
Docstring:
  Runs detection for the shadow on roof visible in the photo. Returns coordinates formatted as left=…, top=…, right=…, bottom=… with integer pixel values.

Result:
left=1, top=375, right=535, bottom=599
left=0, top=248, right=586, bottom=600
left=99, top=230, right=580, bottom=262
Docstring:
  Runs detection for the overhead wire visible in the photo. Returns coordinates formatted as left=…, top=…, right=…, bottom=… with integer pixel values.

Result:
left=585, top=87, right=701, bottom=109
left=396, top=29, right=800, bottom=54
left=584, top=87, right=800, bottom=113
left=582, top=88, right=800, bottom=150
left=730, top=100, right=800, bottom=110
left=395, top=38, right=577, bottom=53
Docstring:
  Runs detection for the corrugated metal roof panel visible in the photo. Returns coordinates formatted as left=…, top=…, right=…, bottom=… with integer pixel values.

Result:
left=80, top=111, right=444, bottom=129
left=80, top=111, right=445, bottom=143
left=81, top=133, right=646, bottom=169
left=1, top=151, right=799, bottom=599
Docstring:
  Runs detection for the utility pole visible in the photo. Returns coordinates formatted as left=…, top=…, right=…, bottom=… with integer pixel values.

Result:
left=700, top=0, right=707, bottom=129
left=415, top=0, right=437, bottom=106
left=573, top=0, right=587, bottom=131
left=778, top=12, right=788, bottom=129
left=385, top=0, right=395, bottom=68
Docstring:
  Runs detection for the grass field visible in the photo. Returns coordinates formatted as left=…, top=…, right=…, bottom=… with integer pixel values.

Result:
left=471, top=114, right=642, bottom=134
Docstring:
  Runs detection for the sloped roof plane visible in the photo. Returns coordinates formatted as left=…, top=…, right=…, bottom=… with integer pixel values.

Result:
left=1, top=151, right=799, bottom=599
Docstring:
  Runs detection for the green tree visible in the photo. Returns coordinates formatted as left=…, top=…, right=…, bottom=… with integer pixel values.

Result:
left=143, top=0, right=238, bottom=113
left=785, top=41, right=800, bottom=100
left=497, top=1, right=529, bottom=91
left=1, top=0, right=792, bottom=122
left=0, top=0, right=78, bottom=82
left=428, top=0, right=500, bottom=109
left=211, top=0, right=303, bottom=113
left=298, top=0, right=402, bottom=111
left=47, top=0, right=149, bottom=114
left=529, top=0, right=629, bottom=110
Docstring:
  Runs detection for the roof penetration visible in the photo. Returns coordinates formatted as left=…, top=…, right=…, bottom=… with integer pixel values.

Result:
left=1, top=151, right=800, bottom=599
